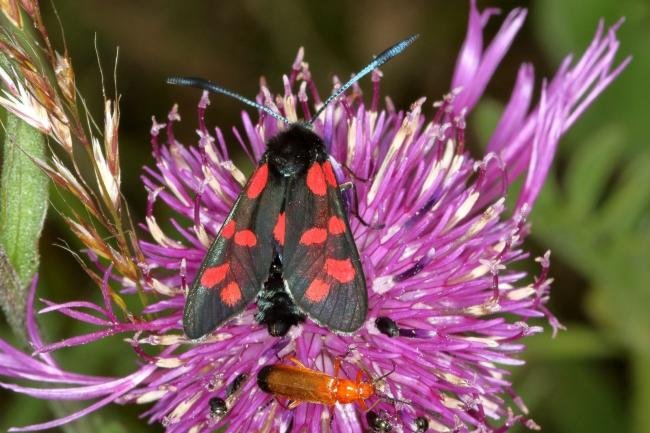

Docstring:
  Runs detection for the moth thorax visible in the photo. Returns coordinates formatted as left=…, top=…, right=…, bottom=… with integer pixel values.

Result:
left=267, top=124, right=323, bottom=177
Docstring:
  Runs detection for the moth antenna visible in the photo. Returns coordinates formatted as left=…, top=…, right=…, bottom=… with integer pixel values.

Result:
left=166, top=76, right=292, bottom=125
left=308, top=34, right=419, bottom=125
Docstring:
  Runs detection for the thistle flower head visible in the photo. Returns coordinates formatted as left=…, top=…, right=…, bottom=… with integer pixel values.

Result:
left=0, top=2, right=629, bottom=433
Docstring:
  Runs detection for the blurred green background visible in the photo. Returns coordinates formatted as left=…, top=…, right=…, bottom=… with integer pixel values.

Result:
left=1, top=1, right=648, bottom=432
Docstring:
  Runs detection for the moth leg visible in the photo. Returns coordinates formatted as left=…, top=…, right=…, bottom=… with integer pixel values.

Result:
left=338, top=181, right=353, bottom=192
left=341, top=163, right=371, bottom=182
left=338, top=181, right=384, bottom=229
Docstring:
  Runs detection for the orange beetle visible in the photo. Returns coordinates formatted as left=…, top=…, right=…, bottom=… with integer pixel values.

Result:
left=257, top=356, right=375, bottom=409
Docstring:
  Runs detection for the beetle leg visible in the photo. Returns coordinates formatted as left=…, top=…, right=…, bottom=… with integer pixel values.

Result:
left=288, top=399, right=302, bottom=410
left=366, top=398, right=381, bottom=412
left=333, top=357, right=341, bottom=378
left=286, top=356, right=308, bottom=370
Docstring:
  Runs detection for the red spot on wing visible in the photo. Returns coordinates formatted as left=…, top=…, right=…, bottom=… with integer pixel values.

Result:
left=325, top=258, right=355, bottom=283
left=322, top=161, right=337, bottom=187
left=305, top=279, right=331, bottom=302
left=306, top=163, right=327, bottom=196
left=247, top=163, right=269, bottom=199
left=221, top=220, right=235, bottom=239
left=200, top=263, right=230, bottom=288
left=299, top=227, right=327, bottom=245
left=274, top=212, right=285, bottom=246
left=328, top=216, right=346, bottom=235
left=220, top=281, right=242, bottom=307
left=234, top=230, right=257, bottom=247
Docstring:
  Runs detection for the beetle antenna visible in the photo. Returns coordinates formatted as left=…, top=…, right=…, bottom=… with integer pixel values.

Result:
left=372, top=362, right=396, bottom=385
left=370, top=362, right=433, bottom=414
left=308, top=34, right=419, bottom=125
left=375, top=389, right=438, bottom=419
left=166, top=76, right=292, bottom=125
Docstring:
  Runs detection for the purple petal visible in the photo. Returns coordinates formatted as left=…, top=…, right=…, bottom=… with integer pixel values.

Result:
left=8, top=366, right=155, bottom=432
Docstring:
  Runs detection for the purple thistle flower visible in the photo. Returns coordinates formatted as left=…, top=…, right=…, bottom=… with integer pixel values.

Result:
left=0, top=3, right=628, bottom=433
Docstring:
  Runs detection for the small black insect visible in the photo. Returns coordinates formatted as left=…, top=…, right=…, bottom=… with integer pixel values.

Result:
left=376, top=316, right=417, bottom=338
left=414, top=416, right=429, bottom=432
left=375, top=316, right=400, bottom=337
left=226, top=373, right=248, bottom=398
left=208, top=397, right=227, bottom=417
left=366, top=410, right=392, bottom=432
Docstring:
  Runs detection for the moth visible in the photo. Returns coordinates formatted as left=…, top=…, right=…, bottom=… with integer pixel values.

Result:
left=168, top=35, right=418, bottom=339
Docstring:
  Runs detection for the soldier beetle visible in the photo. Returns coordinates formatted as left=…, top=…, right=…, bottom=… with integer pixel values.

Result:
left=257, top=356, right=385, bottom=410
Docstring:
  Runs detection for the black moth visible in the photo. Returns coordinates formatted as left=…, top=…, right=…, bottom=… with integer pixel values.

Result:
left=168, top=35, right=418, bottom=339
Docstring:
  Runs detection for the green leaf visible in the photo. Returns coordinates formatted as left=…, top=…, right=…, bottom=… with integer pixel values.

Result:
left=514, top=360, right=627, bottom=433
left=0, top=109, right=49, bottom=336
left=587, top=231, right=650, bottom=351
left=565, top=125, right=626, bottom=219
left=632, top=351, right=650, bottom=433
left=0, top=111, right=49, bottom=285
left=96, top=421, right=130, bottom=433
left=597, top=151, right=650, bottom=235
left=524, top=324, right=620, bottom=360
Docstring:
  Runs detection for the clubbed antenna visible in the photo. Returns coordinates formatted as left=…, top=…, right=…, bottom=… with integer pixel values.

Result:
left=308, top=34, right=419, bottom=125
left=166, top=34, right=418, bottom=127
left=165, top=76, right=292, bottom=125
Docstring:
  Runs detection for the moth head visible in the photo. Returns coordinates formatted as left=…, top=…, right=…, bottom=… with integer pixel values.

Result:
left=267, top=124, right=323, bottom=177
